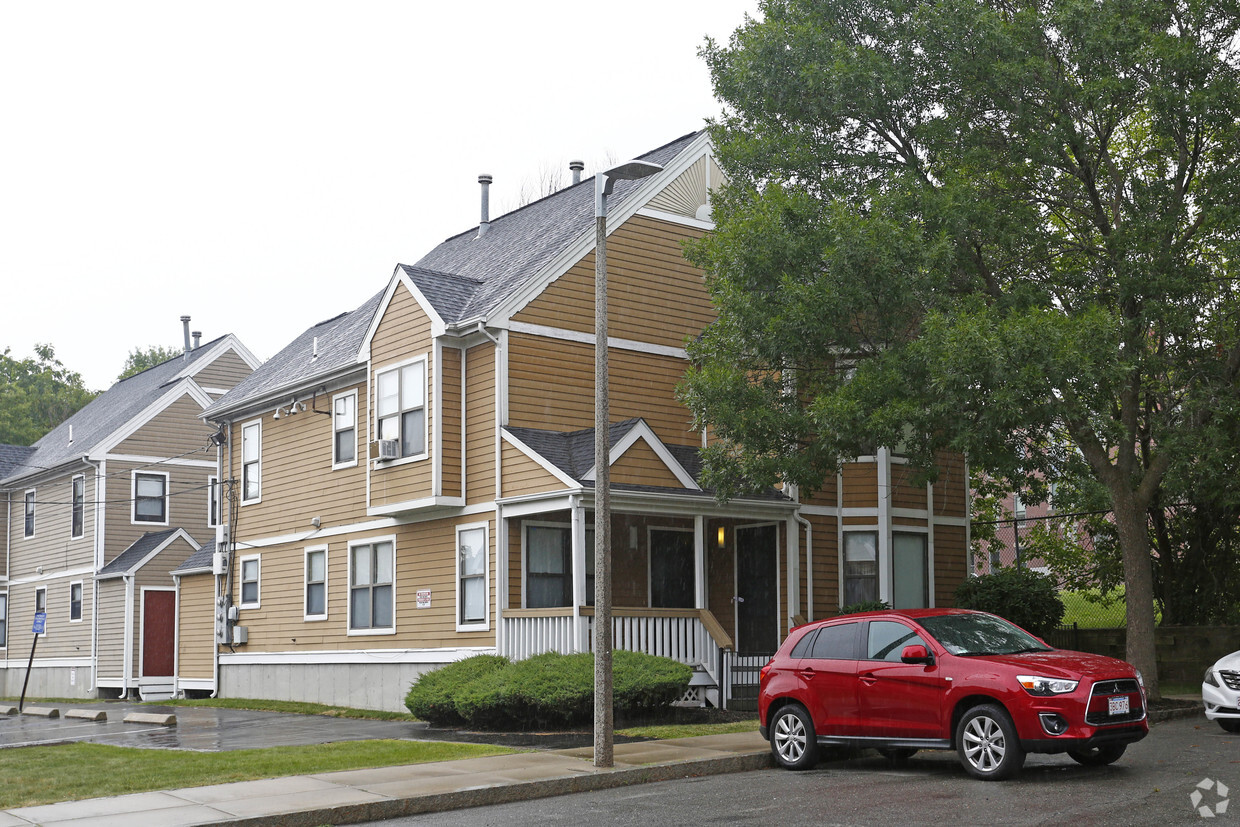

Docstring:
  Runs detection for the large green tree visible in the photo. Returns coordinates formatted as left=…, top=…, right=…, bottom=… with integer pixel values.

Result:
left=683, top=0, right=1240, bottom=698
left=117, top=345, right=183, bottom=382
left=0, top=345, right=97, bottom=446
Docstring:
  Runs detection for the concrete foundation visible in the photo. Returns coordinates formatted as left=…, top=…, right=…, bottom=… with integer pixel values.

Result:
left=0, top=664, right=98, bottom=701
left=218, top=661, right=450, bottom=712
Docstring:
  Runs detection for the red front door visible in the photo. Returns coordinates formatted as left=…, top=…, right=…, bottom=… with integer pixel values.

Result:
left=142, top=590, right=175, bottom=677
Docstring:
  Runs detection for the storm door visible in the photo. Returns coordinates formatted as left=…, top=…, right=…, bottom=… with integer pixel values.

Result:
left=735, top=523, right=778, bottom=652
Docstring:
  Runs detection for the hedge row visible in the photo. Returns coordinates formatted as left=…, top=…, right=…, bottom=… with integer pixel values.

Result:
left=405, top=650, right=693, bottom=729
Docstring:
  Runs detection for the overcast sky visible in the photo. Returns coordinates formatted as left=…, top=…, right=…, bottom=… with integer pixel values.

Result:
left=1, top=1, right=756, bottom=392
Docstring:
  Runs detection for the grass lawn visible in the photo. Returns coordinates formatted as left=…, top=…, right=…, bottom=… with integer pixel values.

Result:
left=617, top=719, right=759, bottom=739
left=0, top=739, right=515, bottom=810
left=1060, top=588, right=1128, bottom=627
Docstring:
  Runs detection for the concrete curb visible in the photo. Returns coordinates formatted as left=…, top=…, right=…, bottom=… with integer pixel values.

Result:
left=201, top=752, right=773, bottom=827
left=1149, top=702, right=1203, bottom=724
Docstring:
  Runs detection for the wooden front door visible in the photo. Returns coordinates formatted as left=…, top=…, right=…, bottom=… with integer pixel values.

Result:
left=141, top=590, right=175, bottom=677
left=736, top=524, right=778, bottom=653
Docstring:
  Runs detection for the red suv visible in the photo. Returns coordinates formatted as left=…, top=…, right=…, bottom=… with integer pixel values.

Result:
left=758, top=608, right=1148, bottom=780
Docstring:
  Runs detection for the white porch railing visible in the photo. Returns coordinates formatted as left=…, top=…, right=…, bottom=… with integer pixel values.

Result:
left=500, top=607, right=734, bottom=690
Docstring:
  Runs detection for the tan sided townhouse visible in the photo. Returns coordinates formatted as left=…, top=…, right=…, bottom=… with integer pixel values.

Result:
left=0, top=331, right=259, bottom=701
left=189, top=131, right=971, bottom=712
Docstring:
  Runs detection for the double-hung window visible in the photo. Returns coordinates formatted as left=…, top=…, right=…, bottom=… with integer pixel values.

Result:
left=69, top=582, right=83, bottom=622
left=241, top=421, right=261, bottom=502
left=0, top=593, right=7, bottom=648
left=457, top=524, right=488, bottom=629
left=333, top=391, right=357, bottom=467
left=376, top=360, right=426, bottom=460
left=349, top=540, right=394, bottom=632
left=133, top=471, right=169, bottom=524
left=239, top=556, right=260, bottom=608
left=71, top=476, right=85, bottom=538
left=843, top=532, right=878, bottom=607
left=305, top=547, right=327, bottom=620
left=24, top=490, right=35, bottom=537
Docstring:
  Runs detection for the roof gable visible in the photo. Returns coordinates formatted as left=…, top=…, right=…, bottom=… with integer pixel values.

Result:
left=97, top=528, right=201, bottom=578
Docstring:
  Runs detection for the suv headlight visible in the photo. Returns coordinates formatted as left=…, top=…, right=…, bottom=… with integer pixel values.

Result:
left=1017, top=675, right=1079, bottom=696
left=1205, top=667, right=1220, bottom=687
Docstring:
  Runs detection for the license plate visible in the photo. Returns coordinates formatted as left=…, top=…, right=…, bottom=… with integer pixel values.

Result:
left=1108, top=695, right=1130, bottom=715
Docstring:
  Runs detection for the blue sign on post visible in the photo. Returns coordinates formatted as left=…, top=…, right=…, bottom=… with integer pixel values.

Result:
left=32, top=611, right=46, bottom=635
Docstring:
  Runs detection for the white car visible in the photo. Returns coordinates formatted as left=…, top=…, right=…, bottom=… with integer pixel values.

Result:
left=1203, top=651, right=1240, bottom=733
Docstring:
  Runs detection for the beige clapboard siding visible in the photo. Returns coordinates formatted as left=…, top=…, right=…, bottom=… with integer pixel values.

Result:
left=610, top=441, right=683, bottom=489
left=891, top=463, right=929, bottom=511
left=506, top=333, right=696, bottom=444
left=95, top=578, right=127, bottom=679
left=228, top=379, right=369, bottom=538
left=192, top=349, right=253, bottom=390
left=500, top=442, right=563, bottom=498
left=227, top=519, right=497, bottom=652
left=3, top=575, right=94, bottom=658
left=934, top=524, right=968, bottom=606
left=840, top=462, right=880, bottom=509
left=804, top=512, right=840, bottom=619
left=932, top=451, right=968, bottom=517
left=7, top=471, right=96, bottom=579
left=115, top=393, right=213, bottom=457
left=176, top=573, right=215, bottom=679
left=513, top=215, right=713, bottom=349
left=372, top=283, right=433, bottom=367
left=440, top=346, right=463, bottom=498
left=102, top=462, right=213, bottom=564
left=465, top=343, right=495, bottom=506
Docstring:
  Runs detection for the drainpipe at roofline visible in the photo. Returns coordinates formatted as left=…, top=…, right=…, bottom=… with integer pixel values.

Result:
left=794, top=509, right=813, bottom=622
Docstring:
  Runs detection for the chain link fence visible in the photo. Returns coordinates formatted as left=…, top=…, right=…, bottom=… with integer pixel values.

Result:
left=971, top=511, right=1125, bottom=629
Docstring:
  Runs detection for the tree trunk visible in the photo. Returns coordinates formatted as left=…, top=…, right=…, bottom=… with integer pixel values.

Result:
left=1112, top=493, right=1160, bottom=700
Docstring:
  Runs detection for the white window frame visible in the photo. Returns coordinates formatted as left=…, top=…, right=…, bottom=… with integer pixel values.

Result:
left=34, top=586, right=46, bottom=636
left=332, top=390, right=359, bottom=469
left=207, top=475, right=219, bottom=528
left=71, top=475, right=85, bottom=539
left=456, top=522, right=489, bottom=631
left=347, top=536, right=396, bottom=636
left=304, top=545, right=328, bottom=621
left=373, top=355, right=429, bottom=465
left=23, top=489, right=35, bottom=538
left=69, top=580, right=83, bottom=623
left=239, top=554, right=261, bottom=609
left=0, top=592, right=7, bottom=649
left=241, top=419, right=262, bottom=504
left=131, top=470, right=170, bottom=525
left=842, top=530, right=879, bottom=608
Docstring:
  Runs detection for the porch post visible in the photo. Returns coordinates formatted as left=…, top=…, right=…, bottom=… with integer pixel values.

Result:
left=571, top=496, right=587, bottom=652
left=693, top=514, right=707, bottom=609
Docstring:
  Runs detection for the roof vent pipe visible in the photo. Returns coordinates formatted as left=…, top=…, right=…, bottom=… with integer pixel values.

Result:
left=192, top=331, right=201, bottom=350
left=181, top=316, right=192, bottom=361
left=477, top=174, right=493, bottom=238
left=570, top=160, right=584, bottom=186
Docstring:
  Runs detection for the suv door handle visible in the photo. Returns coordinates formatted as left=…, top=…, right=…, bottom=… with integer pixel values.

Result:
left=859, top=672, right=878, bottom=685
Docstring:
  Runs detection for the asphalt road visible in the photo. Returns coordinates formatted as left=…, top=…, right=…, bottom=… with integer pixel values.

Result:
left=358, top=715, right=1238, bottom=827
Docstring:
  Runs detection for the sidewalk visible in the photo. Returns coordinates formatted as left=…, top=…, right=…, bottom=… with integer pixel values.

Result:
left=0, top=731, right=772, bottom=827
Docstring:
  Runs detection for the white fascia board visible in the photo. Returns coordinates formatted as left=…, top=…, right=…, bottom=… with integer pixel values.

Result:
left=202, top=363, right=365, bottom=424
left=635, top=207, right=715, bottom=231
left=94, top=380, right=215, bottom=458
left=174, top=334, right=264, bottom=382
left=96, top=528, right=201, bottom=579
left=355, top=266, right=448, bottom=363
left=488, top=131, right=714, bottom=326
left=581, top=419, right=700, bottom=490
left=499, top=429, right=579, bottom=489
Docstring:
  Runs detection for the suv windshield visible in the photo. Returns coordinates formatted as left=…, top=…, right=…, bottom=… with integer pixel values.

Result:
left=917, top=613, right=1051, bottom=656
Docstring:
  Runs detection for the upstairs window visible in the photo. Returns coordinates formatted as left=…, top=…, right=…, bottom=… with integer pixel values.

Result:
left=133, top=472, right=169, bottom=524
left=0, top=593, right=7, bottom=648
left=24, top=490, right=35, bottom=537
left=71, top=476, right=85, bottom=538
left=239, top=556, right=261, bottom=608
left=69, top=582, right=83, bottom=622
left=376, top=360, right=426, bottom=460
left=333, top=391, right=357, bottom=467
left=242, top=421, right=261, bottom=502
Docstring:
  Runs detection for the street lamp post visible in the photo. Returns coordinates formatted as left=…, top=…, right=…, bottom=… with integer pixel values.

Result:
left=594, top=159, right=662, bottom=768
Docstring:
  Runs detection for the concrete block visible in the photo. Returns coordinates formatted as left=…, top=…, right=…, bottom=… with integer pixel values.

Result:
left=21, top=706, right=60, bottom=718
left=123, top=711, right=177, bottom=726
left=66, top=708, right=107, bottom=721
left=0, top=706, right=17, bottom=716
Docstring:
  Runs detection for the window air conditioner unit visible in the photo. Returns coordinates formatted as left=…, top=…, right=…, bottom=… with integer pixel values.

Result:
left=376, top=439, right=399, bottom=461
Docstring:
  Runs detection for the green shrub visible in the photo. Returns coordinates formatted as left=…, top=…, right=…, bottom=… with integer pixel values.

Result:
left=838, top=600, right=891, bottom=615
left=614, top=650, right=693, bottom=715
left=404, top=654, right=510, bottom=725
left=954, top=567, right=1065, bottom=637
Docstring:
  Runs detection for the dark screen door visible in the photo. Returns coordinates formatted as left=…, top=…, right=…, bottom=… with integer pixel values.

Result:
left=736, top=524, right=778, bottom=652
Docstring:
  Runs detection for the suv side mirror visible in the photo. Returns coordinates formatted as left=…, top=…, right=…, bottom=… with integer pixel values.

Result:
left=901, top=644, right=933, bottom=665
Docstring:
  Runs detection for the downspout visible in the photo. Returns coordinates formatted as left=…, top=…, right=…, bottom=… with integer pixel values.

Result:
left=122, top=573, right=134, bottom=698
left=3, top=491, right=8, bottom=670
left=81, top=456, right=101, bottom=691
left=794, top=509, right=813, bottom=622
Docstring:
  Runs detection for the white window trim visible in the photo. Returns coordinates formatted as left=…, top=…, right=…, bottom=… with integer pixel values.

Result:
left=239, top=554, right=261, bottom=609
left=241, top=418, right=263, bottom=505
left=24, top=488, right=35, bottom=538
left=0, top=591, right=7, bottom=649
left=304, top=545, right=328, bottom=622
left=521, top=520, right=572, bottom=610
left=332, top=390, right=360, bottom=470
left=34, top=586, right=47, bottom=636
left=456, top=522, right=489, bottom=632
left=346, top=536, right=396, bottom=636
left=69, top=580, right=83, bottom=623
left=70, top=475, right=85, bottom=539
left=373, top=355, right=429, bottom=467
left=841, top=529, right=880, bottom=608
left=131, top=469, right=171, bottom=526
left=207, top=475, right=219, bottom=528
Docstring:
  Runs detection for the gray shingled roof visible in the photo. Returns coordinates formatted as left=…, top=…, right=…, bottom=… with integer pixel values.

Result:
left=411, top=132, right=701, bottom=323
left=98, top=529, right=187, bottom=577
left=204, top=289, right=385, bottom=418
left=1, top=340, right=229, bottom=486
left=173, top=539, right=217, bottom=575
left=0, top=445, right=37, bottom=479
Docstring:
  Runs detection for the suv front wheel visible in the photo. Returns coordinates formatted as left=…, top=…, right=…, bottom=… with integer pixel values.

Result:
left=956, top=704, right=1026, bottom=780
left=769, top=704, right=819, bottom=770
